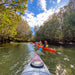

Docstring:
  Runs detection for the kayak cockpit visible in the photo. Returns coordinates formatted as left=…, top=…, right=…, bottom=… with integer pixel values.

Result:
left=21, top=54, right=51, bottom=75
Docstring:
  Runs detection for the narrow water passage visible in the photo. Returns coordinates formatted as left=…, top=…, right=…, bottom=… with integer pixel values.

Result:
left=0, top=43, right=75, bottom=75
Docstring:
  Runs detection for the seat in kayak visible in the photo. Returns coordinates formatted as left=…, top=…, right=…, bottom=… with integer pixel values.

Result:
left=30, top=60, right=44, bottom=68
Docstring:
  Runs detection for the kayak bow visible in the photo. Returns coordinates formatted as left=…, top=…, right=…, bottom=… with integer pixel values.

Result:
left=21, top=54, right=51, bottom=75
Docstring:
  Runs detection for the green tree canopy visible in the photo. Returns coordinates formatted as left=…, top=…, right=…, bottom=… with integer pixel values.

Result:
left=15, top=19, right=32, bottom=41
left=34, top=1, right=75, bottom=43
left=0, top=0, right=28, bottom=15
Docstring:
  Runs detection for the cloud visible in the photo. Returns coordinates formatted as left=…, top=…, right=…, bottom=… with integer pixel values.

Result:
left=57, top=0, right=61, bottom=3
left=38, top=0, right=47, bottom=11
left=55, top=8, right=60, bottom=13
left=22, top=9, right=55, bottom=27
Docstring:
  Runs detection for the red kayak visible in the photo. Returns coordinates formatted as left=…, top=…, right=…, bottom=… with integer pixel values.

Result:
left=37, top=45, right=56, bottom=53
left=37, top=45, right=43, bottom=48
left=37, top=44, right=56, bottom=53
left=43, top=47, right=56, bottom=53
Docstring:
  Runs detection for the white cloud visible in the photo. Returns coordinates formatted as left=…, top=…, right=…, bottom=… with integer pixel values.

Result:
left=55, top=8, right=60, bottom=13
left=22, top=9, right=55, bottom=27
left=38, top=0, right=47, bottom=11
left=57, top=0, right=61, bottom=3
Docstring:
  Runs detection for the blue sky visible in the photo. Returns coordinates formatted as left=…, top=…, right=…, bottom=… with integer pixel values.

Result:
left=27, top=0, right=69, bottom=16
left=22, top=0, right=69, bottom=34
left=22, top=0, right=69, bottom=27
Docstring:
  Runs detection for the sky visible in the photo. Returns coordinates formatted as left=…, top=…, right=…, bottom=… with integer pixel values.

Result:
left=22, top=0, right=69, bottom=35
left=22, top=0, right=69, bottom=27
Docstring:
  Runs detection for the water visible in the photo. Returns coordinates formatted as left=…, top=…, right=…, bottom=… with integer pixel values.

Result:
left=0, top=43, right=75, bottom=75
left=40, top=45, right=75, bottom=75
left=0, top=43, right=35, bottom=75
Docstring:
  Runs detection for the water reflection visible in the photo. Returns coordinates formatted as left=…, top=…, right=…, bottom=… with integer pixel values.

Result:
left=70, top=65, right=74, bottom=68
left=64, top=57, right=70, bottom=61
left=28, top=43, right=36, bottom=58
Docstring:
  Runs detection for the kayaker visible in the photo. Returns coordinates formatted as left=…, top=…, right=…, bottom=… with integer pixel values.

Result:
left=43, top=41, right=48, bottom=48
left=33, top=42, right=36, bottom=44
left=39, top=41, right=43, bottom=46
left=39, top=41, right=43, bottom=51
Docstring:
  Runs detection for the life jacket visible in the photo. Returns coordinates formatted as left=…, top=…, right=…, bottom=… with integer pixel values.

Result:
left=46, top=44, right=48, bottom=47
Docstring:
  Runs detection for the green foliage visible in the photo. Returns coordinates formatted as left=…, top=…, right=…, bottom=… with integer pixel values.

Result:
left=35, top=2, right=75, bottom=43
left=15, top=19, right=32, bottom=41
left=0, top=7, right=21, bottom=39
left=0, top=0, right=28, bottom=15
left=0, top=0, right=31, bottom=43
left=35, top=15, right=60, bottom=42
left=63, top=4, right=75, bottom=42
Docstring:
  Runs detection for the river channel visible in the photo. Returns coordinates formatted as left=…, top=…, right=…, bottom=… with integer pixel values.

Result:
left=0, top=43, right=75, bottom=75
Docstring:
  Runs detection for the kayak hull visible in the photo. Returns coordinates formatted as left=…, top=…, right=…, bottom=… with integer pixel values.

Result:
left=37, top=45, right=56, bottom=53
left=43, top=47, right=56, bottom=53
left=21, top=54, right=50, bottom=75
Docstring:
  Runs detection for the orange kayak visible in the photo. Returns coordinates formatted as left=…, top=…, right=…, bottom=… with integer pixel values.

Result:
left=36, top=44, right=56, bottom=53
left=37, top=45, right=43, bottom=48
left=43, top=47, right=56, bottom=53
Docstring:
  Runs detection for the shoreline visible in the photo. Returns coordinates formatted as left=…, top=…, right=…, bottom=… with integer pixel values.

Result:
left=0, top=40, right=75, bottom=47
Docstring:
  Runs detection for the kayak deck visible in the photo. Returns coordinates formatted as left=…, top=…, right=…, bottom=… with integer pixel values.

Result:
left=21, top=54, right=51, bottom=75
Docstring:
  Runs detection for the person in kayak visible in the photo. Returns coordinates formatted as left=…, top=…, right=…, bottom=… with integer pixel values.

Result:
left=44, top=41, right=48, bottom=48
left=39, top=41, right=43, bottom=51
left=39, top=41, right=43, bottom=45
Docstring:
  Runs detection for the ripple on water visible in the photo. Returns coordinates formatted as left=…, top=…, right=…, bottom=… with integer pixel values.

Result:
left=56, top=64, right=68, bottom=75
left=10, top=62, right=19, bottom=70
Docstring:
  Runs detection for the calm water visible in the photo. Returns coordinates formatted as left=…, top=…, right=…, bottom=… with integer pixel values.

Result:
left=0, top=43, right=75, bottom=75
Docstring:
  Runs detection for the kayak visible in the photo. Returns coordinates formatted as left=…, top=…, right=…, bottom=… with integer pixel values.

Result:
left=21, top=54, right=51, bottom=75
left=43, top=47, right=56, bottom=53
left=38, top=45, right=43, bottom=48
left=37, top=45, right=56, bottom=53
left=36, top=44, right=43, bottom=48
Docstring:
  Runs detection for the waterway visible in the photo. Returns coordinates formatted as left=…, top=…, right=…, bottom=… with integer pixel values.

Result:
left=0, top=43, right=75, bottom=75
